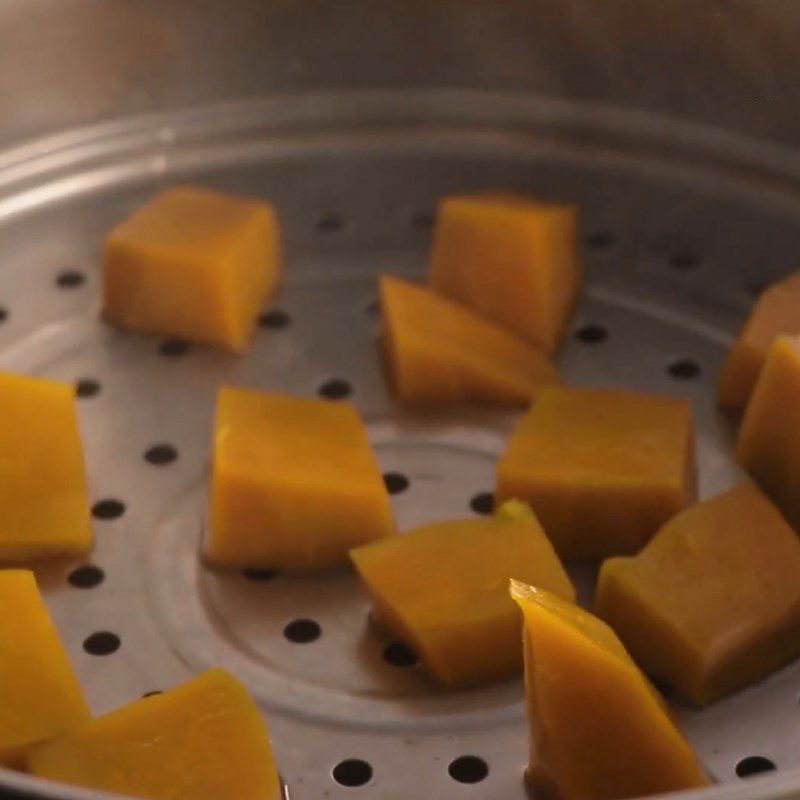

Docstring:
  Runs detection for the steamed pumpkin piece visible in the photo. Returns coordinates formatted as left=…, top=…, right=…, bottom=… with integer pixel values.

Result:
left=596, top=483, right=800, bottom=706
left=379, top=274, right=559, bottom=406
left=351, top=500, right=574, bottom=686
left=737, top=336, right=800, bottom=529
left=0, top=570, right=89, bottom=768
left=27, top=668, right=282, bottom=800
left=0, top=372, right=92, bottom=563
left=103, top=185, right=281, bottom=351
left=718, top=270, right=800, bottom=410
left=208, top=387, right=393, bottom=571
left=496, top=386, right=695, bottom=560
left=428, top=193, right=581, bottom=353
left=511, top=581, right=707, bottom=800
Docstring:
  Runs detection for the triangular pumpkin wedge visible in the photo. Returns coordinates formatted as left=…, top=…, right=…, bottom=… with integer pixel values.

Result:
left=351, top=500, right=574, bottom=687
left=379, top=274, right=559, bottom=406
left=510, top=581, right=707, bottom=800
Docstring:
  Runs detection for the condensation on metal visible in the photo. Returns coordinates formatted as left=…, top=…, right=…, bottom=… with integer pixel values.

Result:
left=0, top=93, right=799, bottom=800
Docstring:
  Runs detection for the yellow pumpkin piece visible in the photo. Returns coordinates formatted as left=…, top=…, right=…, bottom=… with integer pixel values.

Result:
left=596, top=483, right=800, bottom=706
left=428, top=193, right=581, bottom=353
left=103, top=185, right=281, bottom=352
left=350, top=500, right=574, bottom=687
left=494, top=497, right=538, bottom=523
left=379, top=274, right=559, bottom=406
left=207, top=387, right=393, bottom=572
left=736, top=335, right=800, bottom=529
left=26, top=668, right=281, bottom=800
left=718, top=271, right=800, bottom=410
left=496, top=386, right=695, bottom=560
left=0, top=372, right=91, bottom=564
left=0, top=570, right=89, bottom=768
left=511, top=581, right=707, bottom=800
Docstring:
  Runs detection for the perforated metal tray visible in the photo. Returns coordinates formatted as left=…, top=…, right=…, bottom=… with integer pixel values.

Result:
left=2, top=91, right=800, bottom=800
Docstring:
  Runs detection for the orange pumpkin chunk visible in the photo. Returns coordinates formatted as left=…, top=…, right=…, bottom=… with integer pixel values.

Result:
left=351, top=500, right=573, bottom=687
left=103, top=185, right=281, bottom=351
left=596, top=483, right=800, bottom=706
left=379, top=274, right=559, bottom=406
left=496, top=386, right=695, bottom=560
left=0, top=372, right=91, bottom=564
left=737, top=335, right=800, bottom=528
left=0, top=570, right=89, bottom=768
left=207, top=387, right=393, bottom=571
left=718, top=271, right=800, bottom=410
left=428, top=193, right=581, bottom=353
left=26, top=668, right=282, bottom=800
left=511, top=581, right=707, bottom=800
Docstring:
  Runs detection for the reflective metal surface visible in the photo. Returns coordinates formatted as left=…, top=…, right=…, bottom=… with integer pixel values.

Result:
left=3, top=2, right=800, bottom=798
left=0, top=91, right=798, bottom=799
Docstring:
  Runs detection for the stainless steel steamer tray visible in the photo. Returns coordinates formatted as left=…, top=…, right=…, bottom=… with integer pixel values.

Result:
left=2, top=91, right=800, bottom=800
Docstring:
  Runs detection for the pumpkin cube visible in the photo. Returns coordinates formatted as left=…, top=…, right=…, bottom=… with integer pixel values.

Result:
left=379, top=274, right=559, bottom=406
left=0, top=372, right=91, bottom=564
left=718, top=271, right=800, bottom=410
left=351, top=500, right=574, bottom=687
left=496, top=386, right=695, bottom=560
left=596, top=483, right=800, bottom=706
left=207, top=387, right=393, bottom=571
left=0, top=570, right=89, bottom=767
left=26, top=668, right=282, bottom=800
left=736, top=335, right=800, bottom=528
left=428, top=193, right=581, bottom=353
left=511, top=581, right=707, bottom=800
left=103, top=185, right=281, bottom=351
